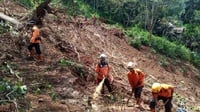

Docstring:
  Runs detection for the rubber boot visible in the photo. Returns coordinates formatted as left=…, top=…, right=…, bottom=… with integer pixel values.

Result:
left=136, top=98, right=145, bottom=110
left=29, top=50, right=34, bottom=58
left=150, top=108, right=155, bottom=112
left=37, top=54, right=43, bottom=62
left=136, top=98, right=142, bottom=106
left=101, top=84, right=105, bottom=95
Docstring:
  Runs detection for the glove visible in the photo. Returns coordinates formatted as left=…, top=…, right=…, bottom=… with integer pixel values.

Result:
left=103, top=74, right=108, bottom=79
left=127, top=91, right=132, bottom=96
left=95, top=79, right=99, bottom=84
left=137, top=81, right=142, bottom=85
left=35, top=36, right=42, bottom=41
left=132, top=88, right=135, bottom=93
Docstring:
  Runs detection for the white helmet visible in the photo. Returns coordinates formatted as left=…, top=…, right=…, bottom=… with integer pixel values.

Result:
left=99, top=53, right=107, bottom=58
left=32, top=25, right=39, bottom=30
left=127, top=61, right=135, bottom=69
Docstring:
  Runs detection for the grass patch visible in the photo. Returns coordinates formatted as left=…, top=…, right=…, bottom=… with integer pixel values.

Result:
left=59, top=59, right=88, bottom=80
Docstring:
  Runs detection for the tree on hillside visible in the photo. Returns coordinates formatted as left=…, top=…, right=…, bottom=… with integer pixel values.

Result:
left=180, top=0, right=200, bottom=52
left=181, top=0, right=200, bottom=24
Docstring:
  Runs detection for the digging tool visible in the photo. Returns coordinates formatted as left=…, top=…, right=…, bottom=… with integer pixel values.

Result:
left=126, top=90, right=135, bottom=107
left=93, top=78, right=105, bottom=99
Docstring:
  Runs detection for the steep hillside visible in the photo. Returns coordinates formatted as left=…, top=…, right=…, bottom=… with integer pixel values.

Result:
left=0, top=1, right=200, bottom=112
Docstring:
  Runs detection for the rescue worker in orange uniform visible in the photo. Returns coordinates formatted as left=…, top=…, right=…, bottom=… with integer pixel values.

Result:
left=28, top=25, right=43, bottom=62
left=149, top=83, right=174, bottom=112
left=127, top=62, right=145, bottom=107
left=95, top=54, right=112, bottom=94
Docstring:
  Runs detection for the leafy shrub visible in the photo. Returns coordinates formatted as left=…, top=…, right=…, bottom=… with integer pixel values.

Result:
left=17, top=0, right=35, bottom=8
left=59, top=59, right=74, bottom=66
left=159, top=56, right=169, bottom=67
left=130, top=37, right=142, bottom=50
left=140, top=35, right=149, bottom=46
left=183, top=24, right=200, bottom=52
left=175, top=45, right=191, bottom=61
left=163, top=41, right=177, bottom=58
left=125, top=26, right=200, bottom=68
left=0, top=26, right=7, bottom=34
left=17, top=0, right=44, bottom=8
left=0, top=22, right=11, bottom=34
left=191, top=52, right=200, bottom=68
left=126, top=26, right=150, bottom=46
left=151, top=36, right=165, bottom=53
left=59, top=59, right=87, bottom=79
left=0, top=78, right=27, bottom=104
left=151, top=36, right=191, bottom=61
left=59, top=0, right=96, bottom=18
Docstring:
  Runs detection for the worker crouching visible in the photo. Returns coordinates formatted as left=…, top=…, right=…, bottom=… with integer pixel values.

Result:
left=149, top=83, right=174, bottom=112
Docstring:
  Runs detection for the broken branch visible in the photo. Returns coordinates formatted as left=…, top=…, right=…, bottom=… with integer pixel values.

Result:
left=0, top=12, right=21, bottom=25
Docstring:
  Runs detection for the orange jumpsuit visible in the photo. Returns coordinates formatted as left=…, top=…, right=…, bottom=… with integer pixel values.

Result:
left=150, top=84, right=174, bottom=112
left=127, top=69, right=145, bottom=89
left=127, top=68, right=145, bottom=104
left=95, top=62, right=112, bottom=93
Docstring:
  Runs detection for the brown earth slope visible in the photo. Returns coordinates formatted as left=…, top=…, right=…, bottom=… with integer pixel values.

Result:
left=0, top=1, right=200, bottom=112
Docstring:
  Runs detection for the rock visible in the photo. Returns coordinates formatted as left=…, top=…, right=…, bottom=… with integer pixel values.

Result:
left=38, top=98, right=45, bottom=103
left=189, top=96, right=196, bottom=102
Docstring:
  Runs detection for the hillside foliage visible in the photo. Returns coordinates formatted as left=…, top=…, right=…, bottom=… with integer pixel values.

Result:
left=15, top=0, right=200, bottom=68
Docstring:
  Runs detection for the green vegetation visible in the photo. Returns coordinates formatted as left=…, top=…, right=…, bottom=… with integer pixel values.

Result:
left=16, top=0, right=44, bottom=8
left=0, top=79, right=27, bottom=97
left=15, top=0, right=200, bottom=53
left=60, top=0, right=96, bottom=18
left=159, top=56, right=169, bottom=67
left=49, top=91, right=56, bottom=101
left=182, top=24, right=200, bottom=52
left=0, top=22, right=11, bottom=34
left=14, top=0, right=200, bottom=68
left=16, top=0, right=34, bottom=8
left=191, top=52, right=200, bottom=68
left=59, top=59, right=86, bottom=79
left=126, top=26, right=200, bottom=68
left=0, top=78, right=27, bottom=108
left=130, top=37, right=142, bottom=50
left=0, top=26, right=8, bottom=34
left=0, top=63, right=27, bottom=111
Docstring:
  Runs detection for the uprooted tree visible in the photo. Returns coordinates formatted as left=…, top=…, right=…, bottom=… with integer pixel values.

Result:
left=29, top=0, right=52, bottom=25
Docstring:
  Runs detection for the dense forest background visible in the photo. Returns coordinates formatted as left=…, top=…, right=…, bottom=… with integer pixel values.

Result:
left=12, top=0, right=200, bottom=68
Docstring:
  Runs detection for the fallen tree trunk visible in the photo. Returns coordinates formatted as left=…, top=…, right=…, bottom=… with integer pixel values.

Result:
left=0, top=12, right=21, bottom=25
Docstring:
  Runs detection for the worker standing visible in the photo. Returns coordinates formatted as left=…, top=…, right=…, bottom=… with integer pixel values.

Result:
left=127, top=61, right=145, bottom=107
left=28, top=25, right=43, bottom=62
left=95, top=54, right=113, bottom=94
left=149, top=83, right=174, bottom=112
